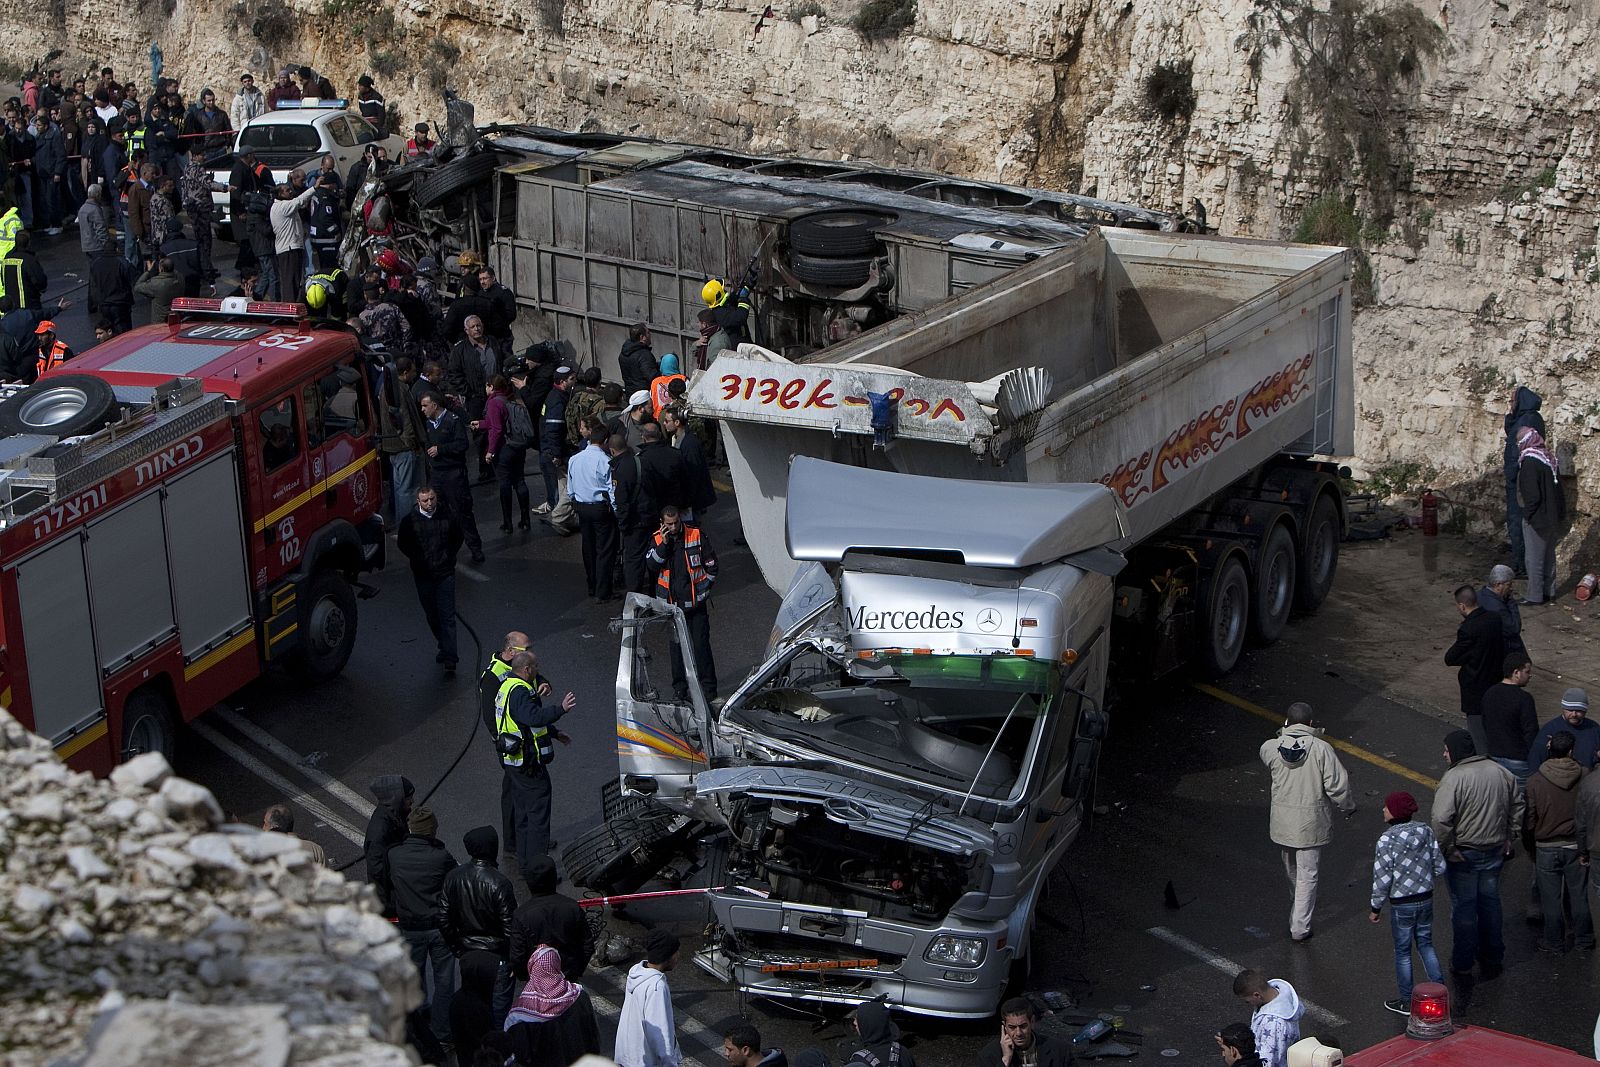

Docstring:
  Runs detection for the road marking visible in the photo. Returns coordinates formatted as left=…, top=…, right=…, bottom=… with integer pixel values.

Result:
left=212, top=705, right=375, bottom=816
left=190, top=720, right=367, bottom=847
left=459, top=564, right=490, bottom=583
left=1147, top=926, right=1349, bottom=1027
left=1191, top=682, right=1440, bottom=791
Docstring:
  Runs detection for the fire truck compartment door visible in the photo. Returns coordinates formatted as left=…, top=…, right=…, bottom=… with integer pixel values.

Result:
left=14, top=536, right=104, bottom=742
left=163, top=454, right=253, bottom=660
left=85, top=493, right=177, bottom=674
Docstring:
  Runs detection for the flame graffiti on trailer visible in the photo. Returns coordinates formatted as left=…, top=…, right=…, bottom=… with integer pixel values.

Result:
left=1098, top=353, right=1315, bottom=508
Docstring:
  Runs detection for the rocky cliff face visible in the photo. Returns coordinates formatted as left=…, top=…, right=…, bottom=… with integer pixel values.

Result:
left=14, top=0, right=1600, bottom=556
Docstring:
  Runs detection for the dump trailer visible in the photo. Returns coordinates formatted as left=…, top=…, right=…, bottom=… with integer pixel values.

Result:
left=616, top=457, right=1125, bottom=1018
left=690, top=227, right=1354, bottom=676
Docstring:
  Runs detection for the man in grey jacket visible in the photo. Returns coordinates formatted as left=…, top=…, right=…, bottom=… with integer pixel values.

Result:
left=1432, top=729, right=1523, bottom=977
left=1259, top=702, right=1356, bottom=943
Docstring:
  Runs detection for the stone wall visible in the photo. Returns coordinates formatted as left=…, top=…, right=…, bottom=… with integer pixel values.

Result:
left=10, top=0, right=1600, bottom=554
left=0, top=708, right=417, bottom=1066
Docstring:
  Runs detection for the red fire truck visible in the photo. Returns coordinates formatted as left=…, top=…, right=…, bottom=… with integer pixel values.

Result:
left=0, top=297, right=386, bottom=775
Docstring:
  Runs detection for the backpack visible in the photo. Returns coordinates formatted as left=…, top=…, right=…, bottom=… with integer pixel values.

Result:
left=504, top=399, right=535, bottom=450
left=243, top=190, right=272, bottom=218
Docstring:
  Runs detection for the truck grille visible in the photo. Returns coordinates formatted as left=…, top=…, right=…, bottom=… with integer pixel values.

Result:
left=733, top=931, right=903, bottom=973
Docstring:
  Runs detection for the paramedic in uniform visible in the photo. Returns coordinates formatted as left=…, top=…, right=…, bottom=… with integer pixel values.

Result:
left=646, top=505, right=718, bottom=702
left=494, top=650, right=577, bottom=873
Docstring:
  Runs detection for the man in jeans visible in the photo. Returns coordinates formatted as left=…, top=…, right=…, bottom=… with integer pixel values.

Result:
left=1370, top=791, right=1447, bottom=1015
left=1524, top=729, right=1592, bottom=951
left=388, top=806, right=459, bottom=1046
left=1432, top=729, right=1523, bottom=977
left=1258, top=701, right=1356, bottom=942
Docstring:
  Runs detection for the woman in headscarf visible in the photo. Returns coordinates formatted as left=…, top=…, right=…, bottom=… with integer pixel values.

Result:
left=1516, top=426, right=1564, bottom=604
left=502, top=944, right=601, bottom=1066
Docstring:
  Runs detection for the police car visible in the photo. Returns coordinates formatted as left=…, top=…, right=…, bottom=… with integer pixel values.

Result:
left=210, top=100, right=408, bottom=231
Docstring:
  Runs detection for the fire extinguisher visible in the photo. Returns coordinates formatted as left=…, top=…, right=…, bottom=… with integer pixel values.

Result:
left=1420, top=489, right=1439, bottom=537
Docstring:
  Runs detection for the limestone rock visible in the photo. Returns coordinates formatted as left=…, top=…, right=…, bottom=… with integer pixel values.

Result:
left=65, top=846, right=114, bottom=881
left=78, top=1001, right=291, bottom=1067
left=155, top=777, right=223, bottom=828
left=109, top=752, right=171, bottom=795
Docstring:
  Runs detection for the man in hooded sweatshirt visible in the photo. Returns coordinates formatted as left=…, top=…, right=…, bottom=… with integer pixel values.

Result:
left=1259, top=701, right=1356, bottom=942
left=615, top=929, right=682, bottom=1067
left=843, top=1002, right=916, bottom=1067
left=439, top=826, right=517, bottom=1025
left=1232, top=970, right=1302, bottom=1067
left=363, top=774, right=414, bottom=919
left=1504, top=385, right=1545, bottom=573
left=510, top=854, right=591, bottom=983
left=1524, top=729, right=1593, bottom=951
left=1432, top=729, right=1521, bottom=977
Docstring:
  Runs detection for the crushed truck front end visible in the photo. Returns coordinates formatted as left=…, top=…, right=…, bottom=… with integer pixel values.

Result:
left=615, top=459, right=1124, bottom=1016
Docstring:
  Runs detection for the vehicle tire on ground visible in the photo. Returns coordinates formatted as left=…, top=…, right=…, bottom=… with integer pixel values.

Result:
left=1199, top=553, right=1250, bottom=677
left=1249, top=522, right=1297, bottom=646
left=788, top=251, right=874, bottom=288
left=563, top=807, right=693, bottom=896
left=1295, top=491, right=1341, bottom=613
left=787, top=209, right=895, bottom=257
left=412, top=151, right=500, bottom=209
left=121, top=687, right=178, bottom=764
left=0, top=374, right=118, bottom=438
left=290, top=569, right=359, bottom=680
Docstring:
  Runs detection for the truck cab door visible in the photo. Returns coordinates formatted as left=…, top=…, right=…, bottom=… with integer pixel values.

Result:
left=301, top=360, right=376, bottom=523
left=615, top=592, right=715, bottom=809
left=249, top=391, right=314, bottom=585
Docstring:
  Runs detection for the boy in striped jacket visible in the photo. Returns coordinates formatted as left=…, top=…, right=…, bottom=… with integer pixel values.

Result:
left=1370, top=790, right=1448, bottom=1015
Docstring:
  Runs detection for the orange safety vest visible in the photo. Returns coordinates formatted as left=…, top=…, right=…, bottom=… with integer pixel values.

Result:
left=649, top=373, right=685, bottom=418
left=35, top=339, right=71, bottom=377
left=653, top=525, right=713, bottom=606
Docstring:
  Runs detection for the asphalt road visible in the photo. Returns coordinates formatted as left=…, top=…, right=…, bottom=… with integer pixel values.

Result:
left=27, top=230, right=1595, bottom=1064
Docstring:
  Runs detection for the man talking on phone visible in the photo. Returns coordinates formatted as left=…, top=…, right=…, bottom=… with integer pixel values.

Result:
left=978, top=998, right=1072, bottom=1067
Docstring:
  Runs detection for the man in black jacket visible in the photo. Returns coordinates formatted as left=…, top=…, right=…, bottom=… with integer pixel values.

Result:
left=418, top=392, right=484, bottom=564
left=977, top=998, right=1072, bottom=1067
left=510, top=854, right=590, bottom=983
left=397, top=485, right=465, bottom=671
left=442, top=280, right=499, bottom=347
left=610, top=433, right=652, bottom=594
left=389, top=806, right=459, bottom=1047
left=1516, top=426, right=1564, bottom=604
left=476, top=266, right=517, bottom=350
left=659, top=406, right=716, bottom=519
left=440, top=825, right=517, bottom=1025
left=509, top=340, right=558, bottom=433
left=637, top=422, right=688, bottom=521
left=444, top=315, right=502, bottom=483
left=363, top=774, right=414, bottom=919
left=157, top=218, right=202, bottom=296
left=618, top=322, right=658, bottom=396
left=538, top=367, right=575, bottom=516
left=87, top=241, right=135, bottom=333
left=1445, top=584, right=1506, bottom=733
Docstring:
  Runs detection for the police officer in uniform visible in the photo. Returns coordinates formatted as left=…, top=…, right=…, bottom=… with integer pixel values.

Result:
left=494, top=650, right=577, bottom=873
left=479, top=630, right=540, bottom=855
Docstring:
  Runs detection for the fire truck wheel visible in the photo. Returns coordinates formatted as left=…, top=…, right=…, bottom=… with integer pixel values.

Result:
left=292, top=569, right=359, bottom=680
left=122, top=688, right=177, bottom=764
left=0, top=374, right=118, bottom=439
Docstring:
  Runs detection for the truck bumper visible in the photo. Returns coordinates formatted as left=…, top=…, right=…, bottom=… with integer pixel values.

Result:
left=698, top=894, right=1010, bottom=1019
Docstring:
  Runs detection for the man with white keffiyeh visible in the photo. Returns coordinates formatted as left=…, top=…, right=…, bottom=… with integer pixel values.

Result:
left=1516, top=426, right=1564, bottom=604
left=503, top=944, right=601, bottom=1064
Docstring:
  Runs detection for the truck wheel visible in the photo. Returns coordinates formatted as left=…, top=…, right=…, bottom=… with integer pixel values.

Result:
left=413, top=151, right=500, bottom=208
left=122, top=688, right=177, bottom=764
left=291, top=569, right=358, bottom=680
left=1200, top=555, right=1250, bottom=677
left=0, top=374, right=118, bottom=438
left=1295, top=492, right=1341, bottom=613
left=1249, top=523, right=1297, bottom=645
left=787, top=208, right=895, bottom=256
left=789, top=251, right=874, bottom=288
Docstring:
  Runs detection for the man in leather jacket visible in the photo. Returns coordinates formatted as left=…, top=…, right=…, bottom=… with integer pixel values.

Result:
left=439, top=825, right=517, bottom=1025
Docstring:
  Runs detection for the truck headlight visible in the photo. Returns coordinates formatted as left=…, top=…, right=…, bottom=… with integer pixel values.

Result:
left=924, top=935, right=986, bottom=967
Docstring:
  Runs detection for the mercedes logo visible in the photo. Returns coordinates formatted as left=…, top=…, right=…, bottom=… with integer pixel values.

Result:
left=976, top=608, right=1002, bottom=632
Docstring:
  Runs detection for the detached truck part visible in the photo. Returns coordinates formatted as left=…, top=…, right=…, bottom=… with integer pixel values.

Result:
left=690, top=227, right=1354, bottom=677
left=617, top=457, right=1126, bottom=1017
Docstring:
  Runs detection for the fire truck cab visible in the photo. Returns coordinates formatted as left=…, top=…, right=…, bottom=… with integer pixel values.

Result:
left=0, top=297, right=386, bottom=775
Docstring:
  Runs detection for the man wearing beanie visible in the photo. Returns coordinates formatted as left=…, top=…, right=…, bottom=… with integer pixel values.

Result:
left=1523, top=729, right=1593, bottom=950
left=363, top=774, right=414, bottom=919
left=388, top=806, right=459, bottom=1046
left=615, top=929, right=682, bottom=1067
left=1370, top=791, right=1447, bottom=1014
left=1432, top=730, right=1522, bottom=977
left=440, top=826, right=518, bottom=1025
left=1529, top=688, right=1600, bottom=771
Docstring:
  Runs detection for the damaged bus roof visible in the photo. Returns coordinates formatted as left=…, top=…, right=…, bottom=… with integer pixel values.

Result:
left=786, top=457, right=1128, bottom=569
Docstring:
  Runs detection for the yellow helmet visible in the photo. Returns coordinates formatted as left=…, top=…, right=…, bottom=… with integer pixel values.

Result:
left=701, top=279, right=726, bottom=307
left=305, top=279, right=327, bottom=309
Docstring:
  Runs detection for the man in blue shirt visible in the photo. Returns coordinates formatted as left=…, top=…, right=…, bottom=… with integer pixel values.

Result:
left=568, top=422, right=619, bottom=601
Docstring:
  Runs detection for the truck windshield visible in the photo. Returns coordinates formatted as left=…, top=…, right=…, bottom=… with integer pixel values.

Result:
left=734, top=646, right=1059, bottom=801
left=239, top=125, right=321, bottom=155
